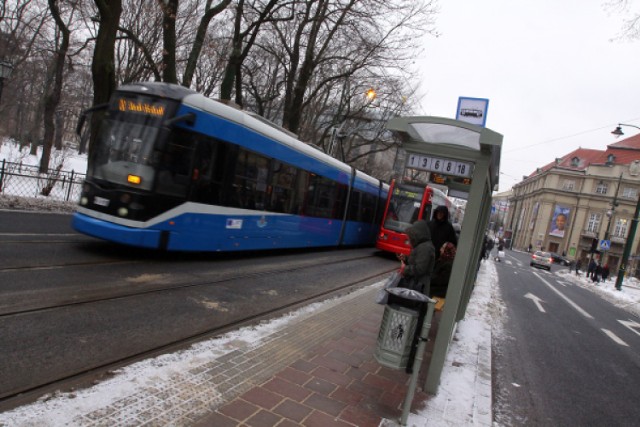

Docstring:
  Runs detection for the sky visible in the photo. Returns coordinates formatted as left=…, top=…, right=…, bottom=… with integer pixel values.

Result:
left=414, top=0, right=640, bottom=193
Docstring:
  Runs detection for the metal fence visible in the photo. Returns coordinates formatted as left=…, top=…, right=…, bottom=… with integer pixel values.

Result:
left=0, top=159, right=86, bottom=202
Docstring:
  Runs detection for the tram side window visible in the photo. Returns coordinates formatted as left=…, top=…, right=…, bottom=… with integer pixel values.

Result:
left=303, top=174, right=347, bottom=219
left=190, top=136, right=220, bottom=204
left=270, top=161, right=298, bottom=214
left=232, top=148, right=270, bottom=210
left=360, top=192, right=376, bottom=223
left=347, top=190, right=376, bottom=223
left=156, top=131, right=196, bottom=197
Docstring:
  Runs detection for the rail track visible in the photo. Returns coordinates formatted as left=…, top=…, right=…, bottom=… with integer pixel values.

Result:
left=0, top=249, right=395, bottom=410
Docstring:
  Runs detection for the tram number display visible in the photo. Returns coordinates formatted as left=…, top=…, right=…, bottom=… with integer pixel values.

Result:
left=406, top=154, right=473, bottom=178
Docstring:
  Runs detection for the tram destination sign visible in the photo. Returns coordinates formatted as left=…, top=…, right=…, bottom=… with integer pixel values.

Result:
left=406, top=153, right=474, bottom=178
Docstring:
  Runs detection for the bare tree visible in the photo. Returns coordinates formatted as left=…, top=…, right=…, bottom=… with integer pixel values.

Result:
left=85, top=0, right=122, bottom=156
left=606, top=0, right=640, bottom=40
left=39, top=0, right=72, bottom=173
left=265, top=0, right=437, bottom=136
left=218, top=0, right=292, bottom=106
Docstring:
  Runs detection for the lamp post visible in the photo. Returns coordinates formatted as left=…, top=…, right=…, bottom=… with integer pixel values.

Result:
left=611, top=124, right=640, bottom=290
left=0, top=59, right=14, bottom=104
left=614, top=194, right=640, bottom=290
left=603, top=173, right=622, bottom=246
left=611, top=123, right=640, bottom=137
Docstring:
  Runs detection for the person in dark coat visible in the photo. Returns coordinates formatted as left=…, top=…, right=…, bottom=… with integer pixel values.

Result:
left=430, top=242, right=457, bottom=298
left=588, top=259, right=597, bottom=279
left=575, top=259, right=582, bottom=276
left=428, top=205, right=458, bottom=260
left=602, top=264, right=610, bottom=281
left=400, top=220, right=436, bottom=295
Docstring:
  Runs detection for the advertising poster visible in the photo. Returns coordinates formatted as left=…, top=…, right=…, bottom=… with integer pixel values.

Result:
left=549, top=205, right=571, bottom=238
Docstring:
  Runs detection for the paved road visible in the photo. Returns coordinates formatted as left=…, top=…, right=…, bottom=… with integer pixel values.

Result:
left=492, top=250, right=640, bottom=426
left=0, top=210, right=397, bottom=407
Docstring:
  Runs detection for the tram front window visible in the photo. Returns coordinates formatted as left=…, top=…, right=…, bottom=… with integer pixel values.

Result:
left=92, top=120, right=159, bottom=190
left=384, top=195, right=421, bottom=232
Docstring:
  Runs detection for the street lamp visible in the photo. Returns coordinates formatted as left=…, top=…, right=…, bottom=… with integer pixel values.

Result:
left=0, top=59, right=13, bottom=104
left=611, top=123, right=640, bottom=137
left=611, top=124, right=640, bottom=290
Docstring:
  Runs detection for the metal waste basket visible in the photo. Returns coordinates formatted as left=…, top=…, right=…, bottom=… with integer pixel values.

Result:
left=374, top=287, right=430, bottom=370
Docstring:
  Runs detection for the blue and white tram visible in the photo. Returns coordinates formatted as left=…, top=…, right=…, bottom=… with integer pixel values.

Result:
left=73, top=82, right=389, bottom=251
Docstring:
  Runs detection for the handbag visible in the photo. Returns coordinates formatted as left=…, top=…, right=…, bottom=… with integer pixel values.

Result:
left=375, top=271, right=401, bottom=304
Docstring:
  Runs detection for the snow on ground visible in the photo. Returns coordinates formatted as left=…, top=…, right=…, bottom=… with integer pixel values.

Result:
left=0, top=139, right=87, bottom=212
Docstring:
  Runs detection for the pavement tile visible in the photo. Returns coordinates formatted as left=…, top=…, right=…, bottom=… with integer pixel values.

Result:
left=347, top=379, right=385, bottom=400
left=245, top=408, right=283, bottom=427
left=362, top=372, right=399, bottom=390
left=272, top=398, right=313, bottom=423
left=239, top=387, right=284, bottom=410
left=262, top=377, right=313, bottom=402
left=310, top=366, right=353, bottom=387
left=311, top=354, right=350, bottom=373
left=218, top=398, right=260, bottom=422
left=276, top=366, right=313, bottom=386
left=327, top=349, right=362, bottom=367
left=329, top=385, right=365, bottom=406
left=344, top=365, right=367, bottom=381
left=302, top=410, right=356, bottom=427
left=303, top=392, right=348, bottom=417
left=192, top=410, right=239, bottom=427
left=290, top=359, right=316, bottom=373
left=338, top=404, right=382, bottom=427
left=304, top=377, right=338, bottom=395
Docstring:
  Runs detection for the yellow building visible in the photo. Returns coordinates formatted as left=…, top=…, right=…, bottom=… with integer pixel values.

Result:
left=506, top=134, right=640, bottom=275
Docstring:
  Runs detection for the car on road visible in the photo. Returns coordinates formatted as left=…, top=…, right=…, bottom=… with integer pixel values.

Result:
left=550, top=253, right=571, bottom=266
left=530, top=251, right=552, bottom=270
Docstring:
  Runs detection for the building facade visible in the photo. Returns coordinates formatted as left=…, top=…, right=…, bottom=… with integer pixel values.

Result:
left=506, top=134, right=640, bottom=275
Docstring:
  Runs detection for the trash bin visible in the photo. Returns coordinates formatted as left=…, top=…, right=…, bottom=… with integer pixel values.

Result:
left=374, top=287, right=431, bottom=370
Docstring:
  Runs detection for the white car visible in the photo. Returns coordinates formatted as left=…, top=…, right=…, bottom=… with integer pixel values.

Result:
left=530, top=251, right=552, bottom=270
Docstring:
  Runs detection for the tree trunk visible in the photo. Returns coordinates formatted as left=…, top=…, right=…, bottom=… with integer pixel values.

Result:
left=40, top=0, right=70, bottom=174
left=87, top=0, right=123, bottom=158
left=160, top=0, right=178, bottom=84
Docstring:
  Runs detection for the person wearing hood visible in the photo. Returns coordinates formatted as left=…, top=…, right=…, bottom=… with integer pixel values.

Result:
left=430, top=242, right=457, bottom=298
left=428, top=205, right=458, bottom=260
left=400, top=220, right=436, bottom=295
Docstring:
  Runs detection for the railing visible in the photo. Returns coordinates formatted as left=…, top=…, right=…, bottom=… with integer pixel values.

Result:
left=0, top=159, right=85, bottom=203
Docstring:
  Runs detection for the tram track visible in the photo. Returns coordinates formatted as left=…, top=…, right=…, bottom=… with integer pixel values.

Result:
left=0, top=261, right=393, bottom=410
left=0, top=254, right=377, bottom=317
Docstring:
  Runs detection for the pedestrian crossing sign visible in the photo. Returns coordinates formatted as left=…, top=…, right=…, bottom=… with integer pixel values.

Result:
left=599, top=239, right=611, bottom=251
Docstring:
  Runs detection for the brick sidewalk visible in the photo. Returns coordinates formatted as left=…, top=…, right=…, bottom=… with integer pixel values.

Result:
left=193, top=286, right=430, bottom=426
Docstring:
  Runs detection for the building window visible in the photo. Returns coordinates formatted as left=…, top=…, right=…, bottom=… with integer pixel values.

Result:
left=563, top=180, right=575, bottom=191
left=622, top=187, right=637, bottom=199
left=587, top=213, right=601, bottom=233
left=595, top=181, right=608, bottom=194
left=613, top=218, right=629, bottom=238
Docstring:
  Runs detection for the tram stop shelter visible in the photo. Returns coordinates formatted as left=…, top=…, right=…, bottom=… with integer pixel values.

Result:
left=386, top=115, right=502, bottom=394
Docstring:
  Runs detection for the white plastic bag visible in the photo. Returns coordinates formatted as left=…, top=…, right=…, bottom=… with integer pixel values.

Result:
left=376, top=271, right=401, bottom=304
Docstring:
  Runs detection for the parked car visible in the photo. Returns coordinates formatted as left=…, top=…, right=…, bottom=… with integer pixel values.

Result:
left=530, top=251, right=552, bottom=270
left=550, top=253, right=571, bottom=266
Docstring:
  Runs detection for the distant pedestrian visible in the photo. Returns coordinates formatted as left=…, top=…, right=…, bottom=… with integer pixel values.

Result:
left=592, top=263, right=602, bottom=283
left=588, top=259, right=596, bottom=280
left=602, top=264, right=610, bottom=282
left=527, top=243, right=533, bottom=253
left=575, top=259, right=582, bottom=276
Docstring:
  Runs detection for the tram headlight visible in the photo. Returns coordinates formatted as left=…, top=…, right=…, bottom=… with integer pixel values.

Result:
left=127, top=174, right=142, bottom=185
left=117, top=207, right=129, bottom=217
left=80, top=197, right=88, bottom=206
